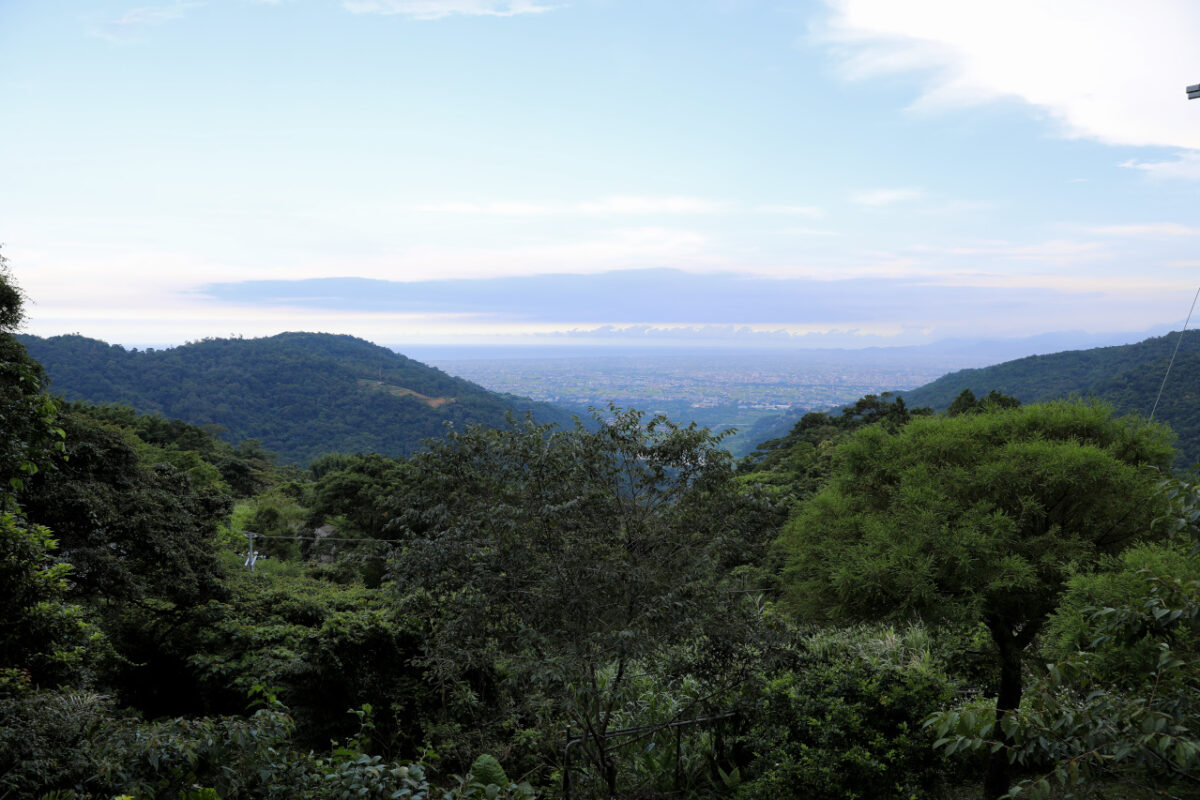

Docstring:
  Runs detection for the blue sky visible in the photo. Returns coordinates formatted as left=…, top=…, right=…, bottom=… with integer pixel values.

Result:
left=2, top=0, right=1198, bottom=348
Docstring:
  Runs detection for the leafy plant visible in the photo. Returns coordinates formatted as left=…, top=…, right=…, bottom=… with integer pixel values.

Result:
left=778, top=401, right=1174, bottom=797
left=391, top=408, right=779, bottom=794
left=736, top=624, right=960, bottom=800
left=927, top=478, right=1200, bottom=799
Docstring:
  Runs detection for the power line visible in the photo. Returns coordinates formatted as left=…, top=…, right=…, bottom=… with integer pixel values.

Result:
left=1149, top=286, right=1200, bottom=422
left=238, top=529, right=400, bottom=569
left=1157, top=84, right=1200, bottom=420
left=241, top=531, right=400, bottom=544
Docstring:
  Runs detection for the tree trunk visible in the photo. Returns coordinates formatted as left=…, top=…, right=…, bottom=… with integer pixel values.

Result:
left=604, top=751, right=618, bottom=798
left=984, top=624, right=1024, bottom=800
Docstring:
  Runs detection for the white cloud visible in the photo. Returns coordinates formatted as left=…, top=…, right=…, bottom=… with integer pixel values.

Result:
left=817, top=1, right=1200, bottom=151
left=13, top=226, right=721, bottom=300
left=912, top=238, right=1112, bottom=264
left=577, top=196, right=725, bottom=215
left=91, top=1, right=203, bottom=41
left=784, top=227, right=841, bottom=237
left=1000, top=240, right=1111, bottom=262
left=411, top=195, right=726, bottom=216
left=1088, top=222, right=1200, bottom=237
left=1119, top=152, right=1200, bottom=181
left=755, top=204, right=825, bottom=217
left=382, top=226, right=718, bottom=279
left=850, top=187, right=924, bottom=206
left=342, top=0, right=556, bottom=18
left=921, top=273, right=1179, bottom=292
left=412, top=201, right=552, bottom=215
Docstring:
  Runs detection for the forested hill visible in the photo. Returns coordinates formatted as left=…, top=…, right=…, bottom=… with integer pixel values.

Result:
left=18, top=332, right=577, bottom=463
left=902, top=329, right=1200, bottom=466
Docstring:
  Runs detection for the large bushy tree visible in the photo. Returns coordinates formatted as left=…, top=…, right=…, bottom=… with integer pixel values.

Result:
left=737, top=392, right=930, bottom=505
left=927, top=478, right=1200, bottom=798
left=390, top=409, right=778, bottom=794
left=0, top=251, right=63, bottom=504
left=0, top=258, right=90, bottom=695
left=777, top=401, right=1174, bottom=798
left=17, top=409, right=232, bottom=714
left=0, top=512, right=95, bottom=693
left=20, top=409, right=230, bottom=609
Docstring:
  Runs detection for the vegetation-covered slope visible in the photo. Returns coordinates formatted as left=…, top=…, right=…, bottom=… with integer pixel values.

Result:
left=901, top=330, right=1200, bottom=466
left=18, top=332, right=576, bottom=463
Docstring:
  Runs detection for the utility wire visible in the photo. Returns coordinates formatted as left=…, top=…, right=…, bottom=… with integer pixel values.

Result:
left=242, top=531, right=399, bottom=543
left=1150, top=285, right=1200, bottom=422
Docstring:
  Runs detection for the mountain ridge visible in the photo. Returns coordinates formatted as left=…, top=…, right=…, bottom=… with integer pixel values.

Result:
left=17, top=331, right=577, bottom=464
left=899, top=329, right=1200, bottom=466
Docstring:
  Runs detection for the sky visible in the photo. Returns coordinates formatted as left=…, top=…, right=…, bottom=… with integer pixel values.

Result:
left=1, top=0, right=1198, bottom=349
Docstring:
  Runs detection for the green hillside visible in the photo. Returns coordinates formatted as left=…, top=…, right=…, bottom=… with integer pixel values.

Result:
left=901, top=330, right=1200, bottom=467
left=18, top=332, right=577, bottom=463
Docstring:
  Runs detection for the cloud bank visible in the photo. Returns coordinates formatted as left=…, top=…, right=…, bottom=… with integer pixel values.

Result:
left=818, top=0, right=1200, bottom=153
left=199, top=268, right=1105, bottom=327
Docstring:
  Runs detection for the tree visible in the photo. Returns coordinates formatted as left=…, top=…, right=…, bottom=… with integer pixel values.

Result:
left=0, top=255, right=90, bottom=695
left=0, top=512, right=95, bottom=693
left=17, top=409, right=231, bottom=716
left=930, top=477, right=1200, bottom=798
left=389, top=409, right=778, bottom=794
left=20, top=409, right=229, bottom=609
left=946, top=388, right=1021, bottom=417
left=737, top=624, right=960, bottom=799
left=738, top=392, right=932, bottom=508
left=777, top=401, right=1175, bottom=798
left=308, top=452, right=411, bottom=537
left=0, top=253, right=63, bottom=504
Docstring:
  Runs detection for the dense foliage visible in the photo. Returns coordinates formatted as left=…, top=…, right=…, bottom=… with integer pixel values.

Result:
left=777, top=401, right=1174, bottom=797
left=0, top=262, right=63, bottom=501
left=736, top=392, right=930, bottom=505
left=735, top=624, right=960, bottom=799
left=902, top=330, right=1200, bottom=467
left=389, top=409, right=780, bottom=794
left=928, top=477, right=1200, bottom=798
left=0, top=512, right=95, bottom=693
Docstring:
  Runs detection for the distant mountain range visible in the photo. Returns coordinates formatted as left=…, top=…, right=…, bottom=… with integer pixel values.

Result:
left=734, top=330, right=1200, bottom=469
left=19, top=328, right=1200, bottom=469
left=401, top=327, right=1171, bottom=372
left=19, top=332, right=576, bottom=464
left=901, top=330, right=1200, bottom=468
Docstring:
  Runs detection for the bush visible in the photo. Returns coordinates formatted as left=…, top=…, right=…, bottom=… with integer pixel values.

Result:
left=737, top=625, right=960, bottom=800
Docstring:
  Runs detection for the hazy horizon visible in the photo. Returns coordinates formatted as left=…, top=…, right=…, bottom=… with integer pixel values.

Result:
left=18, top=323, right=1175, bottom=376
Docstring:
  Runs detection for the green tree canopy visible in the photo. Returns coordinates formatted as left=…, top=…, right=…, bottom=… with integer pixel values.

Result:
left=0, top=513, right=95, bottom=694
left=737, top=392, right=932, bottom=507
left=389, top=409, right=778, bottom=793
left=0, top=255, right=89, bottom=696
left=776, top=400, right=1175, bottom=798
left=308, top=452, right=411, bottom=537
left=946, top=388, right=1021, bottom=417
left=19, top=409, right=230, bottom=609
left=0, top=254, right=63, bottom=503
left=929, top=478, right=1200, bottom=798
